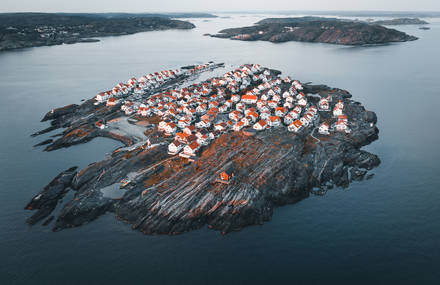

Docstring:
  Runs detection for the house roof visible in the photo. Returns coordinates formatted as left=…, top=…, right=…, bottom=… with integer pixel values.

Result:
left=291, top=120, right=303, bottom=128
left=269, top=116, right=280, bottom=122
left=187, top=141, right=199, bottom=150
left=257, top=120, right=267, bottom=126
left=242, top=94, right=257, bottom=100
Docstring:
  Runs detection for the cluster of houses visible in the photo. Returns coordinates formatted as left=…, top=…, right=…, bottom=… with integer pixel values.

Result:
left=93, top=63, right=351, bottom=159
left=94, top=63, right=216, bottom=111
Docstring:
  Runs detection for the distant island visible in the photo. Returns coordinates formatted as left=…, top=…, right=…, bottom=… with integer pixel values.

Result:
left=369, top=18, right=429, bottom=25
left=26, top=63, right=380, bottom=234
left=209, top=16, right=418, bottom=45
left=0, top=13, right=203, bottom=51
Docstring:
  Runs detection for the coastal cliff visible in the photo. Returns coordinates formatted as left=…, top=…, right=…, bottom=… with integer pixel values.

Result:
left=210, top=16, right=417, bottom=45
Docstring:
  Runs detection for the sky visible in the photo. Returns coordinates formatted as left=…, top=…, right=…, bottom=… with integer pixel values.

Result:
left=1, top=0, right=439, bottom=13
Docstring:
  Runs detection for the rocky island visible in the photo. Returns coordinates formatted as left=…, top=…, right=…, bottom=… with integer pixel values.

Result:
left=209, top=16, right=417, bottom=45
left=0, top=13, right=197, bottom=51
left=26, top=62, right=380, bottom=234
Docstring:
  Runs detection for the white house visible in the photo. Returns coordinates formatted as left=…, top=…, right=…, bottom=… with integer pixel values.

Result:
left=164, top=122, right=177, bottom=134
left=183, top=141, right=200, bottom=156
left=335, top=120, right=348, bottom=132
left=233, top=121, right=245, bottom=131
left=241, top=94, right=257, bottom=104
left=284, top=114, right=294, bottom=125
left=96, top=92, right=110, bottom=102
left=197, top=135, right=210, bottom=146
left=260, top=111, right=271, bottom=120
left=297, top=97, right=307, bottom=107
left=335, top=100, right=344, bottom=109
left=288, top=120, right=303, bottom=133
left=195, top=120, right=211, bottom=129
left=319, top=98, right=330, bottom=111
left=275, top=107, right=287, bottom=117
left=318, top=122, right=330, bottom=135
left=288, top=110, right=300, bottom=120
left=229, top=110, right=242, bottom=121
left=267, top=116, right=281, bottom=127
left=300, top=117, right=310, bottom=127
left=284, top=102, right=294, bottom=110
left=268, top=100, right=277, bottom=109
left=285, top=95, right=295, bottom=103
left=333, top=106, right=343, bottom=117
left=196, top=104, right=207, bottom=114
left=106, top=97, right=118, bottom=107
left=168, top=140, right=183, bottom=155
left=253, top=120, right=267, bottom=131
left=183, top=125, right=196, bottom=135
left=214, top=122, right=227, bottom=132
left=231, top=94, right=241, bottom=103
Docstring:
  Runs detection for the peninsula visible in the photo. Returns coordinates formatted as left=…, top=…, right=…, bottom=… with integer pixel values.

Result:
left=0, top=13, right=198, bottom=51
left=26, top=63, right=380, bottom=234
left=209, top=16, right=417, bottom=45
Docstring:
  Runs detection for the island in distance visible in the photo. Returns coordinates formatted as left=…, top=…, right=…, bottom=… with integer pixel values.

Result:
left=27, top=63, right=380, bottom=234
left=209, top=16, right=418, bottom=45
left=0, top=13, right=213, bottom=51
left=369, top=17, right=429, bottom=26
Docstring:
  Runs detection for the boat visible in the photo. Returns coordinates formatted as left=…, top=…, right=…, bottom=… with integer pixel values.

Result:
left=120, top=178, right=131, bottom=189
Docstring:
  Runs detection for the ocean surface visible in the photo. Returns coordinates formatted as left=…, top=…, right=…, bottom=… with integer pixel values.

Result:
left=0, top=14, right=439, bottom=284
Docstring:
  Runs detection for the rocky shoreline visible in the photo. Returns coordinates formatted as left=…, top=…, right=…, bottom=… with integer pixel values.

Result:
left=26, top=63, right=380, bottom=234
left=209, top=16, right=417, bottom=45
left=0, top=13, right=196, bottom=51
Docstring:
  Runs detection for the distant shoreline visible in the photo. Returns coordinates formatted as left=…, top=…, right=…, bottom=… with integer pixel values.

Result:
left=0, top=13, right=207, bottom=51
left=210, top=16, right=418, bottom=46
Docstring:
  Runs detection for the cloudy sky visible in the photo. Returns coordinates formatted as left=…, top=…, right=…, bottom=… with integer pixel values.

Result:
left=1, top=0, right=439, bottom=13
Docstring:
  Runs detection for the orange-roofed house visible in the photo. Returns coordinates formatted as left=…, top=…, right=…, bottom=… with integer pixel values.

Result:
left=219, top=167, right=234, bottom=183
left=106, top=97, right=118, bottom=107
left=275, top=107, right=287, bottom=117
left=336, top=120, right=348, bottom=132
left=267, top=116, right=281, bottom=127
left=229, top=110, right=242, bottom=121
left=164, top=122, right=177, bottom=134
left=175, top=132, right=189, bottom=143
left=247, top=111, right=259, bottom=122
left=168, top=140, right=183, bottom=155
left=183, top=125, right=196, bottom=135
left=233, top=121, right=245, bottom=131
left=96, top=92, right=110, bottom=102
left=241, top=94, right=257, bottom=104
left=183, top=141, right=200, bottom=156
left=253, top=120, right=267, bottom=131
left=288, top=120, right=303, bottom=133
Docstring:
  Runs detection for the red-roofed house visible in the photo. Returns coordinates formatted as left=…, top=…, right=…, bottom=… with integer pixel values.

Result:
left=268, top=116, right=281, bottom=127
left=183, top=141, right=200, bottom=156
left=288, top=120, right=303, bottom=132
left=253, top=120, right=267, bottom=131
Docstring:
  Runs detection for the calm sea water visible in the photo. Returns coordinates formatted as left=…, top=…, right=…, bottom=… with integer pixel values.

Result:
left=0, top=14, right=439, bottom=284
